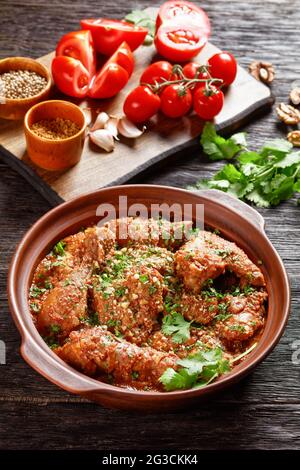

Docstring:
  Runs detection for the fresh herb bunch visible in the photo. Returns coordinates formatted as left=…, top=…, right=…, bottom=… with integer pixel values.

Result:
left=125, top=10, right=156, bottom=45
left=160, top=347, right=230, bottom=391
left=188, top=123, right=300, bottom=207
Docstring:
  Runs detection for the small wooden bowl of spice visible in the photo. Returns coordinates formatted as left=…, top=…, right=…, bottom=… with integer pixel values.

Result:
left=24, top=100, right=86, bottom=171
left=0, top=57, right=52, bottom=120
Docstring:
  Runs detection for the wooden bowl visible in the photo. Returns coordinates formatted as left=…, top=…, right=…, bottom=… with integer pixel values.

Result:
left=0, top=57, right=52, bottom=120
left=7, top=186, right=290, bottom=411
left=24, top=100, right=86, bottom=171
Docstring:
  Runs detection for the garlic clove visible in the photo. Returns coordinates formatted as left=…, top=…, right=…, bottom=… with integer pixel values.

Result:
left=117, top=117, right=146, bottom=139
left=89, top=129, right=115, bottom=152
left=90, top=112, right=110, bottom=132
left=105, top=116, right=120, bottom=140
left=81, top=108, right=93, bottom=127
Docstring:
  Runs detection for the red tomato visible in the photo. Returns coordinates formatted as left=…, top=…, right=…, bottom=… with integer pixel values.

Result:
left=183, top=62, right=204, bottom=79
left=208, top=52, right=237, bottom=87
left=56, top=30, right=96, bottom=76
left=123, top=86, right=161, bottom=123
left=160, top=84, right=192, bottom=118
left=140, top=61, right=173, bottom=85
left=193, top=85, right=224, bottom=120
left=89, top=63, right=129, bottom=99
left=80, top=18, right=147, bottom=55
left=156, top=0, right=211, bottom=37
left=52, top=56, right=90, bottom=98
left=107, top=41, right=134, bottom=77
left=154, top=23, right=207, bottom=62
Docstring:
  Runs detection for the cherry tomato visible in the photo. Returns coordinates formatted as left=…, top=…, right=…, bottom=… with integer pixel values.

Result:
left=89, top=63, right=129, bottom=99
left=123, top=86, right=161, bottom=123
left=208, top=52, right=237, bottom=87
left=140, top=61, right=173, bottom=86
left=160, top=84, right=192, bottom=118
left=183, top=62, right=204, bottom=79
left=56, top=30, right=96, bottom=76
left=52, top=56, right=90, bottom=98
left=107, top=41, right=134, bottom=77
left=156, top=0, right=211, bottom=38
left=193, top=85, right=224, bottom=120
left=154, top=23, right=207, bottom=62
left=80, top=18, right=147, bottom=55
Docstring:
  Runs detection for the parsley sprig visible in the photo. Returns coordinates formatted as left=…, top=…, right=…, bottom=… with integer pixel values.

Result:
left=162, top=311, right=191, bottom=344
left=160, top=347, right=230, bottom=391
left=189, top=123, right=300, bottom=207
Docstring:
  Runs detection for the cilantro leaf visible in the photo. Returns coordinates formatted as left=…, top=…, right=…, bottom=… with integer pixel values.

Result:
left=200, top=122, right=247, bottom=161
left=159, top=347, right=230, bottom=391
left=162, top=312, right=191, bottom=344
left=189, top=124, right=300, bottom=207
left=125, top=9, right=155, bottom=45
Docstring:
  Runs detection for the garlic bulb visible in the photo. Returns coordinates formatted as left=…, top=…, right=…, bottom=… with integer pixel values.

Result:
left=117, top=117, right=146, bottom=138
left=89, top=129, right=115, bottom=152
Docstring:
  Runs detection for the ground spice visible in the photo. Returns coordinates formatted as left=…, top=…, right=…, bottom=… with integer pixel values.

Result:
left=0, top=70, right=47, bottom=99
left=30, top=118, right=80, bottom=140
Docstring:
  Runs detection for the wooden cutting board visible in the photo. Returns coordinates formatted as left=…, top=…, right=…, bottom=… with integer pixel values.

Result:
left=0, top=18, right=273, bottom=206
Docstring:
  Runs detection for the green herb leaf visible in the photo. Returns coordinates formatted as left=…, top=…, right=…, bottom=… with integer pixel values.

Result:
left=200, top=122, right=246, bottom=161
left=53, top=240, right=66, bottom=257
left=190, top=124, right=300, bottom=207
left=162, top=312, right=191, bottom=344
left=125, top=9, right=155, bottom=45
left=160, top=347, right=230, bottom=391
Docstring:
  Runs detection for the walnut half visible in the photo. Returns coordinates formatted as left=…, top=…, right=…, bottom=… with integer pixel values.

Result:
left=289, top=88, right=300, bottom=106
left=287, top=130, right=300, bottom=147
left=276, top=103, right=300, bottom=125
left=249, top=61, right=275, bottom=84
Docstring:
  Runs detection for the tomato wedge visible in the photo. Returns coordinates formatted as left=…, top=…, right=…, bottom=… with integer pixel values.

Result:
left=154, top=23, right=207, bottom=62
left=156, top=0, right=211, bottom=37
left=52, top=56, right=90, bottom=98
left=108, top=41, right=134, bottom=78
left=56, top=30, right=96, bottom=76
left=80, top=18, right=147, bottom=55
left=89, top=63, right=129, bottom=99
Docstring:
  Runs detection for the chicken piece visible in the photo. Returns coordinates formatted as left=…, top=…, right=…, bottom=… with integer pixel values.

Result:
left=175, top=231, right=265, bottom=293
left=37, top=269, right=89, bottom=339
left=179, top=291, right=219, bottom=324
left=93, top=265, right=165, bottom=345
left=56, top=326, right=178, bottom=389
left=105, top=217, right=193, bottom=251
left=216, top=290, right=267, bottom=346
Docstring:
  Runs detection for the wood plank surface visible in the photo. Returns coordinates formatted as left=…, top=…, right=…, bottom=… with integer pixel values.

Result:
left=0, top=8, right=272, bottom=203
left=0, top=0, right=300, bottom=451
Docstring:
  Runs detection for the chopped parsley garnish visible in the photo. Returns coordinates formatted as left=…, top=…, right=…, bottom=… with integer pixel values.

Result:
left=160, top=347, right=230, bottom=391
left=162, top=312, right=191, bottom=344
left=53, top=240, right=66, bottom=257
left=148, top=285, right=157, bottom=295
left=115, top=286, right=126, bottom=298
left=85, top=312, right=100, bottom=327
left=139, top=274, right=149, bottom=283
left=228, top=324, right=246, bottom=332
left=29, top=285, right=47, bottom=298
left=131, top=371, right=139, bottom=380
left=50, top=324, right=61, bottom=334
left=30, top=302, right=40, bottom=314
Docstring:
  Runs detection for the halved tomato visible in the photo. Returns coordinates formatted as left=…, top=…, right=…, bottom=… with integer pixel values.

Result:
left=154, top=23, right=207, bottom=62
left=80, top=18, right=147, bottom=55
left=56, top=30, right=96, bottom=76
left=52, top=56, right=90, bottom=98
left=156, top=0, right=211, bottom=37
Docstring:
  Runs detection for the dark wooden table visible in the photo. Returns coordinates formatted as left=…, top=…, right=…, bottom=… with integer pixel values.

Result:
left=1, top=0, right=299, bottom=451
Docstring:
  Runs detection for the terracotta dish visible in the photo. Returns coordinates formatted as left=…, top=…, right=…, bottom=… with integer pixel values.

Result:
left=24, top=100, right=86, bottom=170
left=0, top=57, right=52, bottom=120
left=8, top=186, right=290, bottom=410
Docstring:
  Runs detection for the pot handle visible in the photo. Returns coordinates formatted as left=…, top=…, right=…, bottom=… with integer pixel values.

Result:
left=192, top=189, right=265, bottom=231
left=21, top=337, right=103, bottom=394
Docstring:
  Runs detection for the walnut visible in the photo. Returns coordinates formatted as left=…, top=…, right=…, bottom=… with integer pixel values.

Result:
left=287, top=130, right=300, bottom=147
left=289, top=88, right=300, bottom=106
left=248, top=61, right=275, bottom=84
left=276, top=103, right=300, bottom=125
